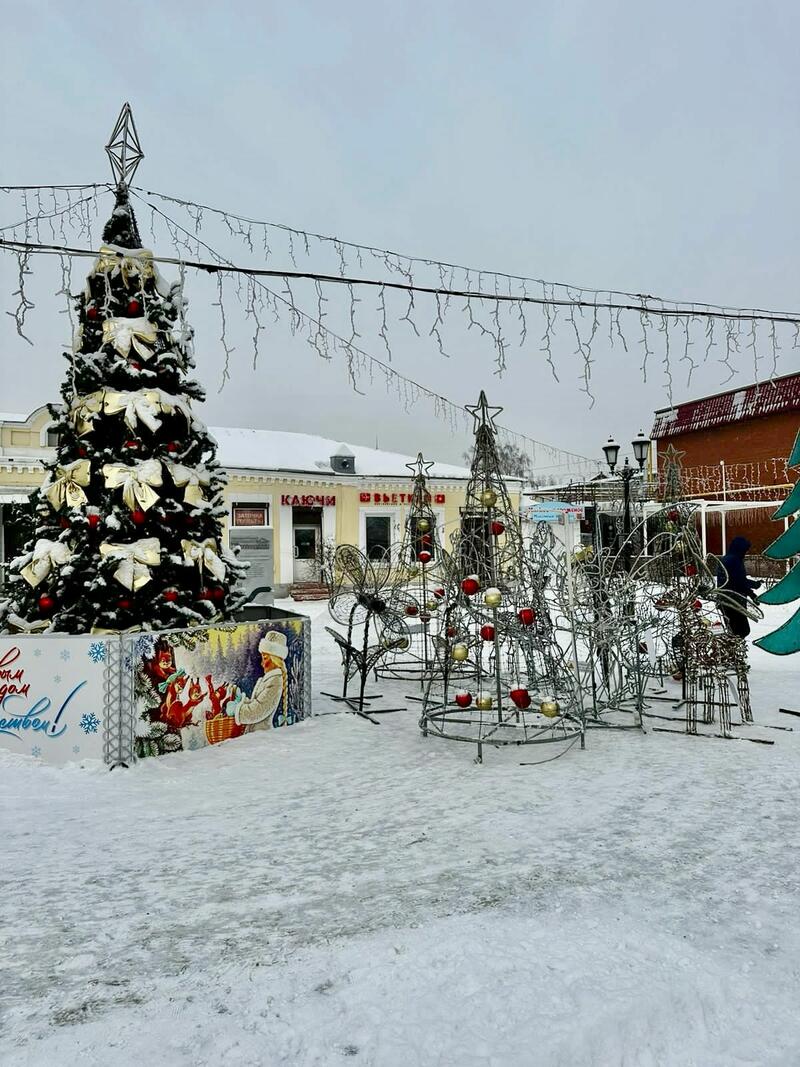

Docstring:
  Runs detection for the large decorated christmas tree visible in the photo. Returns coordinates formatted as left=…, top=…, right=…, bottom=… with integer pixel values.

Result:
left=0, top=105, right=243, bottom=634
left=755, top=426, right=800, bottom=655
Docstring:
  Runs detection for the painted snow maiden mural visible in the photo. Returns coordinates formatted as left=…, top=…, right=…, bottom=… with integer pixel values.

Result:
left=234, top=630, right=290, bottom=730
left=133, top=617, right=307, bottom=757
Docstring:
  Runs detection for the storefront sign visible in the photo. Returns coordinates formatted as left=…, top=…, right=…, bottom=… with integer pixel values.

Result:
left=527, top=501, right=584, bottom=524
left=280, top=494, right=336, bottom=507
left=360, top=492, right=446, bottom=505
left=232, top=505, right=269, bottom=527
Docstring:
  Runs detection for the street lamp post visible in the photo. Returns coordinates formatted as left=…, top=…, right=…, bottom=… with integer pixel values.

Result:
left=602, top=431, right=651, bottom=571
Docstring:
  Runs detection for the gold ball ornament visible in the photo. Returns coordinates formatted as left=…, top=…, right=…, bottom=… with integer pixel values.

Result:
left=476, top=693, right=493, bottom=711
left=480, top=488, right=498, bottom=507
left=425, top=599, right=439, bottom=612
left=416, top=517, right=431, bottom=532
left=452, top=643, right=469, bottom=662
left=483, top=587, right=502, bottom=608
left=540, top=699, right=560, bottom=718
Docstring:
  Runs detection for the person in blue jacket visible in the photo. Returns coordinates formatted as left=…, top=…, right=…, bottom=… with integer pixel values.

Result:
left=716, top=536, right=761, bottom=638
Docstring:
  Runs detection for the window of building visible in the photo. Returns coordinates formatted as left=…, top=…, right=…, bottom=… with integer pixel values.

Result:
left=365, top=515, right=391, bottom=561
left=231, top=502, right=270, bottom=527
left=46, top=428, right=60, bottom=447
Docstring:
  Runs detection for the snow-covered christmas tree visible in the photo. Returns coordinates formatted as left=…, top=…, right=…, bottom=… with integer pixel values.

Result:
left=0, top=104, right=244, bottom=634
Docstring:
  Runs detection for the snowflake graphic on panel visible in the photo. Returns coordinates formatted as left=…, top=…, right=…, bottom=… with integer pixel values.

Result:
left=33, top=648, right=42, bottom=658
left=72, top=745, right=80, bottom=755
left=60, top=649, right=71, bottom=662
left=79, top=712, right=101, bottom=735
left=53, top=674, right=62, bottom=684
left=135, top=635, right=155, bottom=658
left=88, top=642, right=107, bottom=664
left=31, top=745, right=42, bottom=758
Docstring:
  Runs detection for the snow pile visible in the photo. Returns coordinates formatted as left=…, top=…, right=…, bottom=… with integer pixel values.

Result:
left=1, top=601, right=800, bottom=1065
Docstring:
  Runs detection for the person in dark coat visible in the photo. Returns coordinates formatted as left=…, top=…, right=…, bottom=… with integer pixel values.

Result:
left=716, top=536, right=761, bottom=638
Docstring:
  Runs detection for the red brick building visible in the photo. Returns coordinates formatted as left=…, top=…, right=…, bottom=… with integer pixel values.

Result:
left=651, top=372, right=800, bottom=554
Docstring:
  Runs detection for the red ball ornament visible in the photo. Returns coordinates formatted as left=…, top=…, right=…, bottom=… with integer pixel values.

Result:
left=480, top=624, right=496, bottom=642
left=491, top=521, right=505, bottom=537
left=124, top=440, right=140, bottom=451
left=163, top=589, right=179, bottom=602
left=166, top=442, right=180, bottom=454
left=684, top=564, right=697, bottom=577
left=59, top=517, right=70, bottom=530
left=198, top=588, right=214, bottom=601
left=667, top=509, right=680, bottom=522
left=692, top=599, right=702, bottom=612
left=461, top=576, right=480, bottom=596
left=420, top=533, right=432, bottom=544
left=455, top=692, right=473, bottom=709
left=210, top=586, right=226, bottom=601
left=405, top=604, right=419, bottom=617
left=131, top=509, right=146, bottom=526
left=87, top=513, right=100, bottom=529
left=418, top=550, right=432, bottom=564
left=446, top=626, right=457, bottom=639
left=38, top=594, right=55, bottom=613
left=117, top=598, right=132, bottom=611
left=433, top=587, right=445, bottom=599
left=77, top=447, right=88, bottom=458
left=419, top=612, right=432, bottom=623
left=130, top=360, right=142, bottom=371
left=509, top=687, right=532, bottom=710
left=517, top=607, right=536, bottom=627
left=86, top=305, right=98, bottom=320
left=127, top=299, right=141, bottom=315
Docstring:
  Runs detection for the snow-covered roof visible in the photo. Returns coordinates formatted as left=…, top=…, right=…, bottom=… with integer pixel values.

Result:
left=651, top=371, right=800, bottom=439
left=0, top=412, right=28, bottom=423
left=210, top=426, right=472, bottom=480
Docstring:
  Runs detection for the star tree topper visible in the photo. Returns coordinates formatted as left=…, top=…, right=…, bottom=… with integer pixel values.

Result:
left=405, top=452, right=435, bottom=481
left=105, top=103, right=144, bottom=189
left=465, top=391, right=503, bottom=435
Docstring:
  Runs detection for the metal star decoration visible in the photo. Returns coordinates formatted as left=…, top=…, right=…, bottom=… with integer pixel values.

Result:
left=465, top=391, right=503, bottom=434
left=660, top=443, right=686, bottom=500
left=105, top=103, right=144, bottom=188
left=405, top=452, right=435, bottom=481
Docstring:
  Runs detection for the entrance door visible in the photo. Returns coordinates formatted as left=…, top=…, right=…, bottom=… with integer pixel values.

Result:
left=293, top=525, right=320, bottom=582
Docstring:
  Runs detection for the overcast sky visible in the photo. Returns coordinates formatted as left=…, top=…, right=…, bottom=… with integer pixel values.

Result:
left=2, top=1, right=798, bottom=473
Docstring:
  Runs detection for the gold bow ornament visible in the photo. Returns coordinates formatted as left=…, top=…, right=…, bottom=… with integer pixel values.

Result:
left=167, top=461, right=210, bottom=505
left=182, top=538, right=227, bottom=582
left=99, top=537, right=161, bottom=590
left=70, top=391, right=104, bottom=436
left=20, top=539, right=73, bottom=587
left=102, top=316, right=158, bottom=359
left=45, top=459, right=91, bottom=510
left=93, top=244, right=155, bottom=287
left=103, top=389, right=164, bottom=433
left=103, top=458, right=163, bottom=512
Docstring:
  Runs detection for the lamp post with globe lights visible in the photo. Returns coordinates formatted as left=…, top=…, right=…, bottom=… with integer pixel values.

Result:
left=602, top=431, right=651, bottom=571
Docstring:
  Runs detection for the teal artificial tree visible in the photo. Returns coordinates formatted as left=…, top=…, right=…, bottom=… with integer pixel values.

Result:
left=754, top=426, right=800, bottom=655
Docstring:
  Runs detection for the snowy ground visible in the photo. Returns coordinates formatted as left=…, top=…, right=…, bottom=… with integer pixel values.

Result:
left=2, top=599, right=800, bottom=1066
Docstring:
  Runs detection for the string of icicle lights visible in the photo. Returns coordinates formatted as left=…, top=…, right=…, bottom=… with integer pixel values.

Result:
left=2, top=182, right=799, bottom=475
